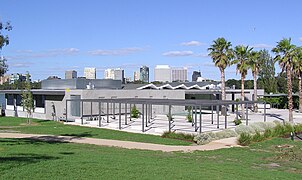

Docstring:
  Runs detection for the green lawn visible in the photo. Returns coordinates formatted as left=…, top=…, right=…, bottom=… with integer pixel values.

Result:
left=0, top=117, right=192, bottom=145
left=0, top=137, right=301, bottom=179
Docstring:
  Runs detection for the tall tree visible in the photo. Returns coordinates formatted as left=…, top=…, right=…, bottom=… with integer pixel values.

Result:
left=258, top=49, right=277, bottom=94
left=293, top=47, right=302, bottom=112
left=232, top=45, right=253, bottom=119
left=208, top=37, right=233, bottom=103
left=21, top=72, right=34, bottom=124
left=272, top=38, right=296, bottom=123
left=249, top=50, right=261, bottom=112
left=0, top=21, right=12, bottom=76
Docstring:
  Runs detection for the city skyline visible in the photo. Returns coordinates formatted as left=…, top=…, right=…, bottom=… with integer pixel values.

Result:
left=1, top=0, right=302, bottom=81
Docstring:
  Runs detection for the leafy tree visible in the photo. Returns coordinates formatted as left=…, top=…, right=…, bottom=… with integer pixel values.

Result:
left=276, top=73, right=287, bottom=93
left=0, top=21, right=12, bottom=76
left=21, top=72, right=34, bottom=124
left=208, top=37, right=233, bottom=101
left=258, top=49, right=277, bottom=94
left=232, top=45, right=253, bottom=118
left=248, top=50, right=261, bottom=112
left=226, top=79, right=240, bottom=89
left=272, top=38, right=296, bottom=122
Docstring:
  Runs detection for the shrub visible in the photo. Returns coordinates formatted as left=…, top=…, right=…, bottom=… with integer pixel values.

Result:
left=294, top=124, right=302, bottom=133
left=186, top=107, right=192, bottom=122
left=194, top=133, right=214, bottom=145
left=161, top=131, right=195, bottom=142
left=284, top=123, right=294, bottom=134
left=252, top=131, right=265, bottom=142
left=238, top=132, right=252, bottom=146
left=235, top=124, right=255, bottom=135
left=263, top=128, right=273, bottom=139
left=273, top=124, right=286, bottom=137
left=261, top=122, right=277, bottom=130
left=233, top=119, right=242, bottom=126
left=250, top=122, right=266, bottom=133
left=216, top=129, right=237, bottom=139
left=130, top=105, right=140, bottom=118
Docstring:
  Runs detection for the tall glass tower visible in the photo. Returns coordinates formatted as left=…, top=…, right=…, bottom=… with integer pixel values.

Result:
left=140, top=66, right=149, bottom=83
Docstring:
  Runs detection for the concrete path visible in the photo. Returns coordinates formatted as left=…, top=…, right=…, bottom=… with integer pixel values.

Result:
left=0, top=133, right=240, bottom=152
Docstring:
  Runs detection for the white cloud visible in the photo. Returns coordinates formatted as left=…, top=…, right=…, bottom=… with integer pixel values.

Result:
left=7, top=48, right=80, bottom=60
left=194, top=53, right=209, bottom=58
left=162, top=50, right=194, bottom=57
left=180, top=41, right=205, bottom=46
left=10, top=62, right=34, bottom=68
left=89, top=47, right=144, bottom=56
left=251, top=44, right=273, bottom=49
left=299, top=37, right=302, bottom=42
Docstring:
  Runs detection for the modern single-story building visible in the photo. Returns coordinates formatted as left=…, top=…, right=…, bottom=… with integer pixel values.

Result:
left=0, top=79, right=264, bottom=122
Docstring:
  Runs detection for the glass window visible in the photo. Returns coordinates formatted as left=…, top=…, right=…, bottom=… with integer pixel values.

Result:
left=7, top=94, right=14, bottom=105
left=35, top=95, right=45, bottom=108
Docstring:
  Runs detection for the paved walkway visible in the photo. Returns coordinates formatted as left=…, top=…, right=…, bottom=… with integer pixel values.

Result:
left=0, top=133, right=241, bottom=152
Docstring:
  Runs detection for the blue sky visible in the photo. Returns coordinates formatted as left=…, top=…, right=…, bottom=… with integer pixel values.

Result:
left=1, top=0, right=302, bottom=81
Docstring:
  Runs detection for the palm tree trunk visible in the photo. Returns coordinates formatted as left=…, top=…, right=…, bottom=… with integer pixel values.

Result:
left=286, top=66, right=293, bottom=122
left=241, top=75, right=245, bottom=119
left=221, top=68, right=226, bottom=100
left=253, top=71, right=258, bottom=113
left=299, top=73, right=302, bottom=113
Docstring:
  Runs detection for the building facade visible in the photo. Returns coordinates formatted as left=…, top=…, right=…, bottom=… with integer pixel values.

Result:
left=104, top=68, right=125, bottom=83
left=154, top=65, right=171, bottom=82
left=140, top=66, right=149, bottom=83
left=192, top=71, right=201, bottom=82
left=84, top=68, right=96, bottom=79
left=9, top=73, right=27, bottom=84
left=172, top=67, right=187, bottom=82
left=134, top=71, right=140, bottom=81
left=65, top=70, right=77, bottom=79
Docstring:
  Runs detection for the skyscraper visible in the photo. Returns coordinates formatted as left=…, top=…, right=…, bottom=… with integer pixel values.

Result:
left=65, top=70, right=77, bottom=79
left=84, top=67, right=96, bottom=79
left=192, top=71, right=201, bottom=82
left=154, top=65, right=171, bottom=82
left=140, top=66, right=149, bottom=83
left=104, top=68, right=125, bottom=83
left=134, top=71, right=140, bottom=81
left=172, top=67, right=187, bottom=82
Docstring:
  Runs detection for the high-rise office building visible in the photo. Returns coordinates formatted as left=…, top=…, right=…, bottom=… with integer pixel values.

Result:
left=134, top=71, right=140, bottom=81
left=65, top=70, right=77, bottom=79
left=84, top=67, right=96, bottom=79
left=104, top=68, right=125, bottom=83
left=154, top=65, right=171, bottom=82
left=192, top=71, right=201, bottom=81
left=140, top=66, right=149, bottom=83
left=172, top=67, right=187, bottom=82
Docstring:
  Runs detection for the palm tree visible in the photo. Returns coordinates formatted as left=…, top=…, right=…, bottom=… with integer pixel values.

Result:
left=293, top=47, right=302, bottom=113
left=249, top=51, right=261, bottom=112
left=232, top=45, right=253, bottom=119
left=272, top=38, right=296, bottom=123
left=208, top=37, right=233, bottom=102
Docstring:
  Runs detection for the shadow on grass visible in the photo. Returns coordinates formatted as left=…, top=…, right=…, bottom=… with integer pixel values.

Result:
left=0, top=153, right=60, bottom=164
left=60, top=132, right=95, bottom=138
left=0, top=138, right=69, bottom=146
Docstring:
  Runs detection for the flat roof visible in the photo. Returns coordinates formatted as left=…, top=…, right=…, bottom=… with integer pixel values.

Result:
left=0, top=90, right=65, bottom=96
left=67, top=98, right=260, bottom=106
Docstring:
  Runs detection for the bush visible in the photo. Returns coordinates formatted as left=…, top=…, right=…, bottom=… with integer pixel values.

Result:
left=252, top=131, right=265, bottom=142
left=263, top=128, right=273, bottom=139
left=250, top=122, right=266, bottom=133
left=238, top=133, right=252, bottom=146
left=235, top=124, right=255, bottom=135
left=273, top=124, right=287, bottom=137
left=233, top=119, right=242, bottom=126
left=161, top=131, right=195, bottom=142
left=284, top=123, right=294, bottom=134
left=194, top=133, right=214, bottom=145
left=186, top=107, right=192, bottom=122
left=216, top=129, right=237, bottom=139
left=294, top=124, right=302, bottom=133
left=131, top=105, right=140, bottom=118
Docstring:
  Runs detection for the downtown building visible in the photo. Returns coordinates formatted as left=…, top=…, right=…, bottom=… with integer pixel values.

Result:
left=65, top=70, right=77, bottom=79
left=104, top=68, right=125, bottom=83
left=140, top=65, right=149, bottom=83
left=171, top=67, right=187, bottom=82
left=84, top=68, right=96, bottom=79
left=154, top=65, right=171, bottom=82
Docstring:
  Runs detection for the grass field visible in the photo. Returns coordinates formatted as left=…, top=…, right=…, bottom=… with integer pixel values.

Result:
left=0, top=117, right=192, bottom=145
left=0, top=137, right=302, bottom=179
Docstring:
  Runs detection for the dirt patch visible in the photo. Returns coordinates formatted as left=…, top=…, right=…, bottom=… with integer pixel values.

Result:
left=0, top=126, right=21, bottom=128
